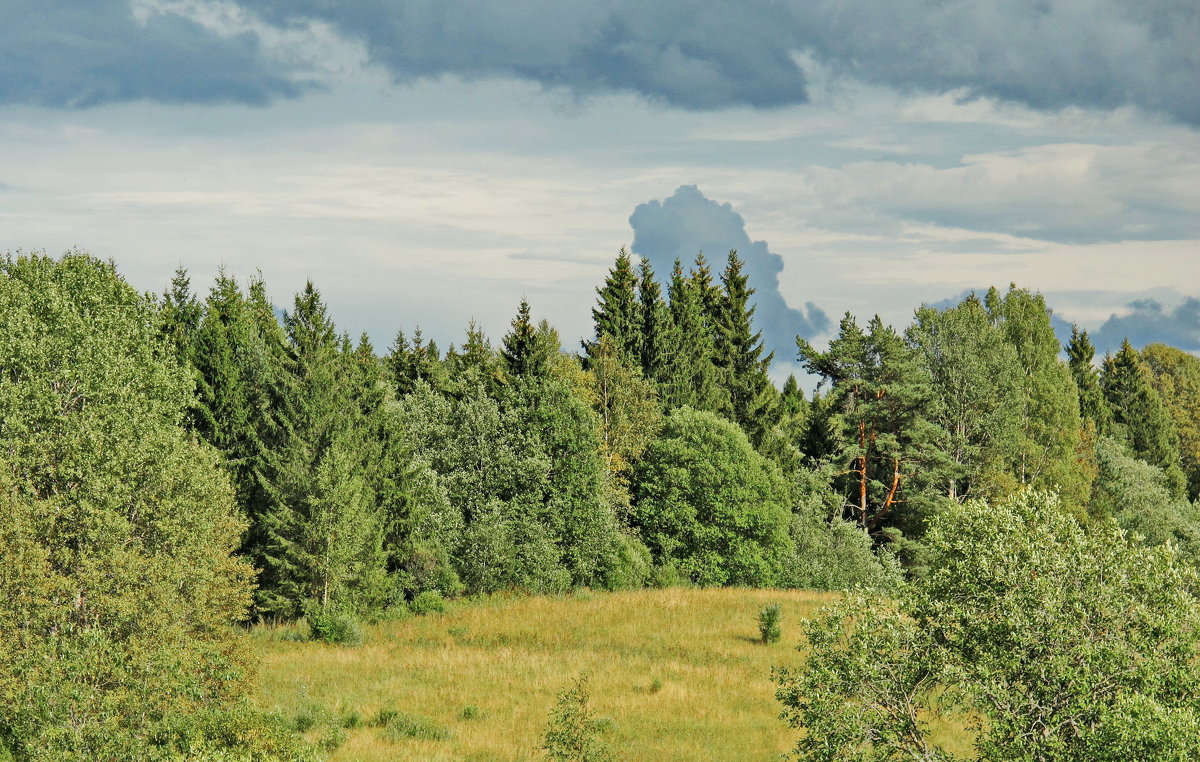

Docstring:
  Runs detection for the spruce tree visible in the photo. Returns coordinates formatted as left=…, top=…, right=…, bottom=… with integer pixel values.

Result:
left=1066, top=324, right=1113, bottom=436
left=585, top=248, right=640, bottom=362
left=637, top=257, right=671, bottom=380
left=1101, top=340, right=1185, bottom=496
left=502, top=299, right=557, bottom=379
left=715, top=251, right=777, bottom=446
left=660, top=259, right=727, bottom=413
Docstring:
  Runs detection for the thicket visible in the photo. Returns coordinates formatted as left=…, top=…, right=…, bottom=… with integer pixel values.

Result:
left=5, top=248, right=1200, bottom=758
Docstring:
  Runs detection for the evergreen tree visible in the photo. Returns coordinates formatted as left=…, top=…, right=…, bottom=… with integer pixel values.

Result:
left=1066, top=324, right=1113, bottom=435
left=501, top=298, right=540, bottom=378
left=798, top=313, right=937, bottom=536
left=659, top=260, right=728, bottom=413
left=387, top=326, right=447, bottom=397
left=584, top=248, right=640, bottom=362
left=159, top=265, right=203, bottom=367
left=637, top=256, right=671, bottom=380
left=258, top=282, right=386, bottom=617
left=1101, top=340, right=1185, bottom=496
left=714, top=250, right=777, bottom=446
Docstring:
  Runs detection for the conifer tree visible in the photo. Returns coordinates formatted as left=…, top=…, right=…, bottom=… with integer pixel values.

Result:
left=715, top=251, right=777, bottom=446
left=660, top=260, right=727, bottom=413
left=1101, top=340, right=1186, bottom=496
left=1066, top=324, right=1113, bottom=436
left=585, top=248, right=640, bottom=362
left=387, top=326, right=447, bottom=397
left=637, top=256, right=671, bottom=380
left=259, top=282, right=386, bottom=617
left=798, top=313, right=936, bottom=535
left=501, top=299, right=557, bottom=379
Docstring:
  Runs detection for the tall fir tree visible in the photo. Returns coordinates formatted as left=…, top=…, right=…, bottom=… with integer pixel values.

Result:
left=660, top=259, right=728, bottom=414
left=1101, top=340, right=1186, bottom=496
left=584, top=248, right=640, bottom=362
left=1066, top=324, right=1113, bottom=436
left=637, top=256, right=671, bottom=381
left=714, top=250, right=777, bottom=446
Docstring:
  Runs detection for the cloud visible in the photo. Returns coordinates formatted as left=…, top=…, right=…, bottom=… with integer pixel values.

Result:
left=1092, top=298, right=1200, bottom=353
left=245, top=0, right=1200, bottom=123
left=802, top=142, right=1200, bottom=244
left=0, top=0, right=309, bottom=108
left=10, top=1, right=1200, bottom=124
left=629, top=185, right=829, bottom=362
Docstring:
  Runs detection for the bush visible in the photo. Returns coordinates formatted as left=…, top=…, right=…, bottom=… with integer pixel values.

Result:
left=410, top=590, right=447, bottom=616
left=541, top=676, right=613, bottom=762
left=380, top=713, right=453, bottom=742
left=782, top=513, right=902, bottom=593
left=305, top=606, right=364, bottom=645
left=757, top=603, right=782, bottom=644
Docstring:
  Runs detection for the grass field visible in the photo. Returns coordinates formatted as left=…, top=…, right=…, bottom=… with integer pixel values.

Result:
left=253, top=587, right=842, bottom=761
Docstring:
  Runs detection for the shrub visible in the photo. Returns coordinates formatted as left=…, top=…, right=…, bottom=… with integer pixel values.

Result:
left=459, top=705, right=483, bottom=720
left=757, top=603, right=782, bottom=644
left=541, top=676, right=614, bottom=762
left=305, top=606, right=364, bottom=645
left=410, top=590, right=447, bottom=616
left=380, top=713, right=453, bottom=742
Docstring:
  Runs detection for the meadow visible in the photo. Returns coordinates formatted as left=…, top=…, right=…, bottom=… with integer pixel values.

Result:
left=252, top=588, right=839, bottom=761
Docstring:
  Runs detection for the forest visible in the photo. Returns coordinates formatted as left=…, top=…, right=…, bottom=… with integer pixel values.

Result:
left=3, top=249, right=1200, bottom=760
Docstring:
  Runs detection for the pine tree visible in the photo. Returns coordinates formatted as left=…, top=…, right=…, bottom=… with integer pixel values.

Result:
left=585, top=248, right=640, bottom=362
left=1101, top=340, right=1185, bottom=496
left=715, top=251, right=777, bottom=446
left=1066, top=325, right=1113, bottom=436
left=798, top=313, right=936, bottom=535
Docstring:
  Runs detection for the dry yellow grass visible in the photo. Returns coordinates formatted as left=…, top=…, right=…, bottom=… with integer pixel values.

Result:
left=252, top=587, right=837, bottom=761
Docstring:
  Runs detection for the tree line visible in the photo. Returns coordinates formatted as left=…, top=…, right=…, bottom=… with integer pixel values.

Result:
left=3, top=248, right=1200, bottom=758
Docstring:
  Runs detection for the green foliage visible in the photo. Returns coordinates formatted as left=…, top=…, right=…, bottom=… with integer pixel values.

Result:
left=410, top=590, right=447, bottom=616
left=757, top=604, right=782, bottom=644
left=1102, top=339, right=1186, bottom=496
left=713, top=251, right=777, bottom=446
left=778, top=491, right=1200, bottom=761
left=1141, top=342, right=1200, bottom=498
left=632, top=408, right=791, bottom=586
left=1066, top=324, right=1113, bottom=435
left=908, top=295, right=1022, bottom=505
left=378, top=712, right=453, bottom=742
left=585, top=248, right=641, bottom=363
left=541, top=677, right=614, bottom=762
left=0, top=252, right=274, bottom=759
left=985, top=285, right=1093, bottom=513
left=657, top=258, right=728, bottom=413
left=798, top=313, right=937, bottom=534
left=304, top=605, right=364, bottom=646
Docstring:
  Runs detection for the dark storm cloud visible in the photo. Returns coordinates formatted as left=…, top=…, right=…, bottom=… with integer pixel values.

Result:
left=0, top=1, right=308, bottom=108
left=248, top=0, right=1199, bottom=122
left=1092, top=298, right=1200, bottom=353
left=629, top=185, right=829, bottom=362
left=12, top=1, right=1200, bottom=123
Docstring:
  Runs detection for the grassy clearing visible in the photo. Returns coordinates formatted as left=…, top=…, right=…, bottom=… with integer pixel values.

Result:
left=252, top=587, right=837, bottom=761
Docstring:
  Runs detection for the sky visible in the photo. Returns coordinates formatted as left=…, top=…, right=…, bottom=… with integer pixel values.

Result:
left=2, top=1, right=1199, bottom=379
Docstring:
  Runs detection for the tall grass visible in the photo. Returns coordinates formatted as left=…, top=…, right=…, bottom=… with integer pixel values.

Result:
left=252, top=587, right=972, bottom=761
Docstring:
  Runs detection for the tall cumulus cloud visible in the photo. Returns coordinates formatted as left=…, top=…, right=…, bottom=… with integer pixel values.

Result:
left=10, top=1, right=1200, bottom=125
left=1092, top=298, right=1200, bottom=354
left=629, top=185, right=829, bottom=362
